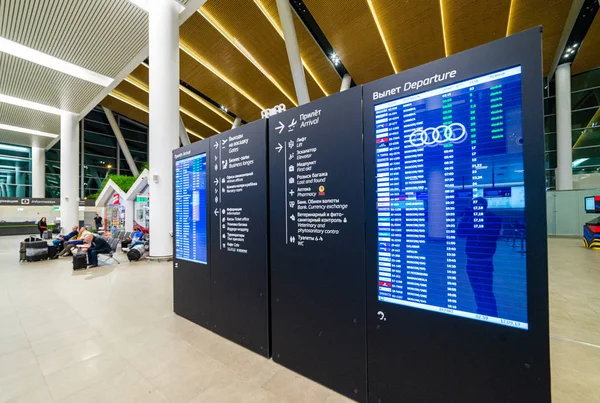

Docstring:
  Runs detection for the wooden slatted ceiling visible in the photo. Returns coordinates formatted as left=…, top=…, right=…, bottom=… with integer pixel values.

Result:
left=572, top=13, right=600, bottom=75
left=506, top=0, right=572, bottom=75
left=303, top=0, right=394, bottom=84
left=100, top=96, right=148, bottom=126
left=254, top=0, right=342, bottom=96
left=180, top=12, right=289, bottom=114
left=180, top=113, right=218, bottom=140
left=372, top=0, right=445, bottom=72
left=442, top=0, right=512, bottom=56
left=180, top=48, right=261, bottom=121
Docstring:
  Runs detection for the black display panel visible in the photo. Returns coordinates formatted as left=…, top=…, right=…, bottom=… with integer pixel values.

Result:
left=375, top=66, right=527, bottom=329
left=364, top=28, right=549, bottom=403
left=269, top=87, right=366, bottom=402
left=173, top=140, right=211, bottom=328
left=209, top=120, right=270, bottom=357
left=174, top=153, right=208, bottom=264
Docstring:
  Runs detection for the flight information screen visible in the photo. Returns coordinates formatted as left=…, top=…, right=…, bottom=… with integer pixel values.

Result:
left=375, top=66, right=528, bottom=329
left=175, top=153, right=208, bottom=264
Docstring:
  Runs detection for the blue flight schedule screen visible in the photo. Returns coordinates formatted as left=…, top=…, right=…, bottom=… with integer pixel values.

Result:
left=175, top=153, right=208, bottom=264
left=375, top=66, right=528, bottom=329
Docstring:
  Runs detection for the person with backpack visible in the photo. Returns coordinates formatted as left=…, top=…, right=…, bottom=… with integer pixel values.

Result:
left=37, top=217, right=47, bottom=238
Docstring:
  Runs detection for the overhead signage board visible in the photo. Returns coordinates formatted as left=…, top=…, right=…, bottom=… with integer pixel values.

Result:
left=173, top=140, right=211, bottom=327
left=363, top=28, right=549, bottom=402
left=209, top=120, right=269, bottom=356
left=269, top=87, right=367, bottom=402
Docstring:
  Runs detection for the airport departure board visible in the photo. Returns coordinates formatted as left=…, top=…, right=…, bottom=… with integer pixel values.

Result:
left=375, top=66, right=528, bottom=329
left=175, top=153, right=208, bottom=264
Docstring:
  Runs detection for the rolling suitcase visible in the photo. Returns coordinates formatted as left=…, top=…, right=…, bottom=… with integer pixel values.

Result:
left=25, top=241, right=49, bottom=262
left=126, top=244, right=145, bottom=261
left=47, top=245, right=58, bottom=259
left=43, top=230, right=52, bottom=240
left=73, top=253, right=87, bottom=270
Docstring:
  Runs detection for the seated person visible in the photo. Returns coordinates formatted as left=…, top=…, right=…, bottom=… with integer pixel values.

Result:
left=83, top=234, right=112, bottom=268
left=129, top=233, right=149, bottom=250
left=52, top=226, right=79, bottom=249
left=121, top=228, right=144, bottom=250
left=59, top=228, right=89, bottom=257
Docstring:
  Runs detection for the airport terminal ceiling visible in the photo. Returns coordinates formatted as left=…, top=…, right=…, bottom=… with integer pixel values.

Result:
left=103, top=0, right=600, bottom=142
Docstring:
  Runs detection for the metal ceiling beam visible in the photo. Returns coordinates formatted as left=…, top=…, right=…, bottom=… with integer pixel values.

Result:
left=276, top=0, right=310, bottom=105
left=102, top=106, right=140, bottom=176
left=548, top=0, right=586, bottom=82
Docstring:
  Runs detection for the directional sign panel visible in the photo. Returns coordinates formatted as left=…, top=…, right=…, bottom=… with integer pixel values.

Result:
left=269, top=87, right=366, bottom=402
left=173, top=139, right=211, bottom=328
left=209, top=120, right=269, bottom=357
left=363, top=28, right=549, bottom=402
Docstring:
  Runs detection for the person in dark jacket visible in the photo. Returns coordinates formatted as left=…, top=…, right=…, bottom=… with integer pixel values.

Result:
left=94, top=214, right=103, bottom=230
left=457, top=198, right=502, bottom=317
left=83, top=234, right=112, bottom=268
left=52, top=225, right=79, bottom=248
left=37, top=217, right=47, bottom=238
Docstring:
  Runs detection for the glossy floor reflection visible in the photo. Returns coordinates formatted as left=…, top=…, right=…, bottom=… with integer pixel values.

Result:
left=0, top=235, right=598, bottom=402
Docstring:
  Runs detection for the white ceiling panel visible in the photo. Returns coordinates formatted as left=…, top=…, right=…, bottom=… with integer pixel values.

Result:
left=0, top=0, right=148, bottom=78
left=0, top=102, right=60, bottom=134
left=0, top=52, right=103, bottom=113
left=0, top=127, right=56, bottom=149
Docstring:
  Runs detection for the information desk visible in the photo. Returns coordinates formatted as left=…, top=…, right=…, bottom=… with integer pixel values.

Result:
left=364, top=28, right=549, bottom=403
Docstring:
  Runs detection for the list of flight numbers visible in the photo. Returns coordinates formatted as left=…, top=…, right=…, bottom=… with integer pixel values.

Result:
left=375, top=67, right=523, bottom=319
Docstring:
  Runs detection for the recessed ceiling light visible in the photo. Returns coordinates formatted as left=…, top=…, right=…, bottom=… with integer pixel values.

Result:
left=564, top=54, right=570, bottom=58
left=0, top=123, right=58, bottom=138
left=0, top=93, right=70, bottom=116
left=0, top=37, right=113, bottom=87
left=573, top=43, right=578, bottom=48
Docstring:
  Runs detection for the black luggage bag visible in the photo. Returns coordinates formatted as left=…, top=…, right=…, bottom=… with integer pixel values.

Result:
left=73, top=253, right=87, bottom=270
left=47, top=245, right=58, bottom=259
left=127, top=245, right=144, bottom=261
left=43, top=230, right=52, bottom=240
left=26, top=241, right=49, bottom=262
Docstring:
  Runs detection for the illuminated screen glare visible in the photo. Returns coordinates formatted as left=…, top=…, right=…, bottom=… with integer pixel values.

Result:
left=375, top=66, right=528, bottom=329
left=585, top=197, right=595, bottom=212
left=175, top=153, right=208, bottom=264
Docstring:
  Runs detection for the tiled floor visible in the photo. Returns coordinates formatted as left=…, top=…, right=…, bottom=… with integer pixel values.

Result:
left=0, top=236, right=599, bottom=402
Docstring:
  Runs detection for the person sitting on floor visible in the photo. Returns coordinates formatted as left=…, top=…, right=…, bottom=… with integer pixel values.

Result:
left=83, top=234, right=112, bottom=268
left=59, top=228, right=89, bottom=257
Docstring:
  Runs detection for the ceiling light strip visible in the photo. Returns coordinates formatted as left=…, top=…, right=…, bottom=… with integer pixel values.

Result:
left=505, top=0, right=515, bottom=36
left=252, top=0, right=329, bottom=96
left=179, top=86, right=234, bottom=124
left=0, top=123, right=58, bottom=138
left=439, top=0, right=449, bottom=56
left=198, top=10, right=298, bottom=106
left=0, top=37, right=113, bottom=87
left=180, top=107, right=220, bottom=133
left=180, top=43, right=266, bottom=110
left=123, top=75, right=228, bottom=129
left=135, top=64, right=234, bottom=123
left=0, top=93, right=70, bottom=116
left=108, top=91, right=149, bottom=113
left=186, top=129, right=204, bottom=139
left=366, top=0, right=398, bottom=73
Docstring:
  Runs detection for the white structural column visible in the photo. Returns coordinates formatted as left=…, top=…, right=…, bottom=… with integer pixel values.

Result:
left=276, top=0, right=310, bottom=105
left=232, top=117, right=242, bottom=129
left=31, top=146, right=46, bottom=198
left=340, top=74, right=352, bottom=92
left=103, top=106, right=140, bottom=176
left=60, top=113, right=80, bottom=229
left=149, top=0, right=180, bottom=258
left=555, top=63, right=573, bottom=190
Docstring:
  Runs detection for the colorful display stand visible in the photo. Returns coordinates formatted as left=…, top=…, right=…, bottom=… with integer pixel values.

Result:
left=583, top=218, right=600, bottom=249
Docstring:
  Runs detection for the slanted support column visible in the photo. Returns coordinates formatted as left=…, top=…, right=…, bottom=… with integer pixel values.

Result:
left=232, top=117, right=242, bottom=129
left=148, top=0, right=180, bottom=259
left=555, top=63, right=573, bottom=190
left=60, top=113, right=80, bottom=230
left=340, top=74, right=352, bottom=91
left=103, top=106, right=140, bottom=176
left=276, top=0, right=310, bottom=105
left=179, top=115, right=191, bottom=146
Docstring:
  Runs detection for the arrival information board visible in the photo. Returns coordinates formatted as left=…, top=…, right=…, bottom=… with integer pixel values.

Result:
left=174, top=153, right=208, bottom=264
left=209, top=120, right=269, bottom=356
left=375, top=66, right=528, bottom=329
left=269, top=87, right=366, bottom=402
